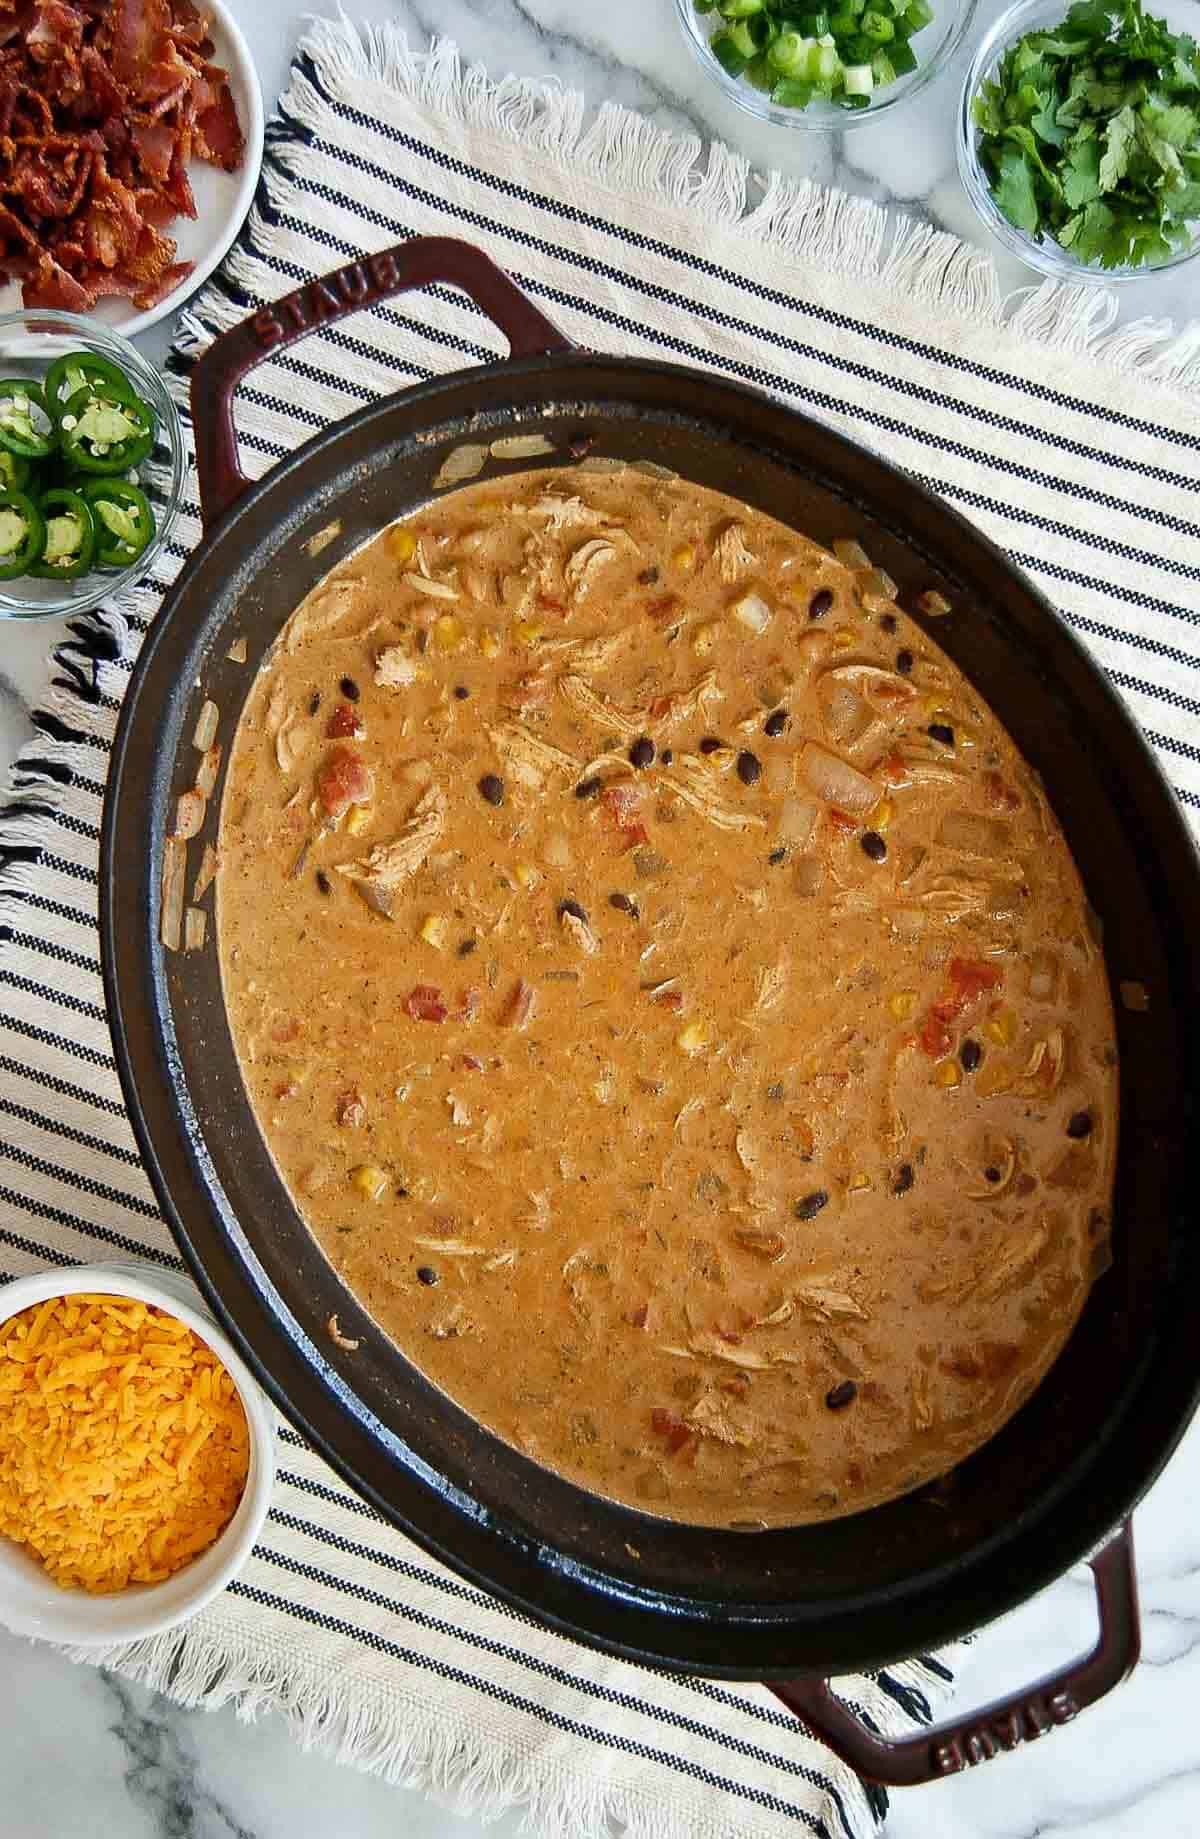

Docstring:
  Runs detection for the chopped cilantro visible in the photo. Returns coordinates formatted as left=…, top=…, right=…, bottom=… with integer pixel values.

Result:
left=972, top=0, right=1200, bottom=269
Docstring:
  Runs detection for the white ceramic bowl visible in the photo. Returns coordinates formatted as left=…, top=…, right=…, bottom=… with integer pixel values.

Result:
left=0, top=1262, right=275, bottom=1646
left=0, top=0, right=265, bottom=337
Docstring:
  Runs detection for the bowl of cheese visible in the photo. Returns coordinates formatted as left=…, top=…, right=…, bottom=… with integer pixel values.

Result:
left=0, top=1263, right=275, bottom=1645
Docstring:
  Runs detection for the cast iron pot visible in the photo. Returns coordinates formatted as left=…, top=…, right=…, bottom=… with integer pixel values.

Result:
left=101, top=237, right=1200, bottom=1784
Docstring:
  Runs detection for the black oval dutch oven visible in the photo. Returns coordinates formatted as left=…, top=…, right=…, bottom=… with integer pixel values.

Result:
left=101, top=236, right=1200, bottom=1785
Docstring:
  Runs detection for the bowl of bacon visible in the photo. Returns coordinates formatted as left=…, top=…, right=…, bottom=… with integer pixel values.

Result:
left=0, top=0, right=264, bottom=335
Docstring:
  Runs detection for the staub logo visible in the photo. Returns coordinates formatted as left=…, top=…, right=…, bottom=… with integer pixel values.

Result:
left=251, top=254, right=403, bottom=347
left=931, top=1689, right=1080, bottom=1773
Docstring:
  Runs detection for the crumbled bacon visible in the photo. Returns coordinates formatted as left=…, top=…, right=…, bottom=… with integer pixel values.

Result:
left=0, top=1, right=245, bottom=312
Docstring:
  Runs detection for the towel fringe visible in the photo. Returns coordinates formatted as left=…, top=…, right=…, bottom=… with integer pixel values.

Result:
left=283, top=12, right=1200, bottom=400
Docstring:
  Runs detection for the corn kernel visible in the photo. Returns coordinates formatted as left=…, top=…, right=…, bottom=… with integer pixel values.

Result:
left=848, top=1172, right=871, bottom=1192
left=419, top=914, right=448, bottom=950
left=512, top=618, right=543, bottom=647
left=984, top=1007, right=1017, bottom=1046
left=432, top=614, right=463, bottom=654
left=671, top=543, right=696, bottom=573
left=832, top=626, right=858, bottom=649
left=676, top=1020, right=710, bottom=1055
left=933, top=1059, right=961, bottom=1088
left=386, top=526, right=417, bottom=564
left=888, top=990, right=917, bottom=1021
left=350, top=1164, right=388, bottom=1201
left=513, top=863, right=540, bottom=890
left=345, top=804, right=371, bottom=836
left=478, top=627, right=502, bottom=659
left=867, top=797, right=894, bottom=834
left=693, top=621, right=720, bottom=656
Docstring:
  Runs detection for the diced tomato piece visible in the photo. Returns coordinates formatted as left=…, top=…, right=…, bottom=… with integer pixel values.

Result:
left=404, top=984, right=447, bottom=1023
left=650, top=988, right=684, bottom=1012
left=650, top=1407, right=693, bottom=1455
left=949, top=957, right=1003, bottom=1003
left=602, top=784, right=644, bottom=828
left=880, top=750, right=909, bottom=786
left=623, top=822, right=650, bottom=850
left=649, top=694, right=672, bottom=723
left=317, top=746, right=373, bottom=819
left=931, top=994, right=961, bottom=1024
left=919, top=1014, right=953, bottom=1058
left=455, top=1052, right=485, bottom=1072
left=274, top=1079, right=299, bottom=1101
left=627, top=1303, right=649, bottom=1330
left=982, top=770, right=1021, bottom=811
left=325, top=702, right=363, bottom=739
left=828, top=807, right=858, bottom=834
left=536, top=594, right=566, bottom=615
left=270, top=1019, right=301, bottom=1044
left=646, top=594, right=679, bottom=622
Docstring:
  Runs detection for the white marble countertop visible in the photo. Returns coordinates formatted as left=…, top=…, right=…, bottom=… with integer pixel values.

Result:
left=3, top=3, right=1199, bottom=1836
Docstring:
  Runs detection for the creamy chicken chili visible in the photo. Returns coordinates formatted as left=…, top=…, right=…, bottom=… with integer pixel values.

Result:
left=217, top=464, right=1117, bottom=1527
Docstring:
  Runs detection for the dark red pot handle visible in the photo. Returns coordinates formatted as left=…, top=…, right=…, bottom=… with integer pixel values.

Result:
left=769, top=1521, right=1138, bottom=1786
left=189, top=235, right=574, bottom=529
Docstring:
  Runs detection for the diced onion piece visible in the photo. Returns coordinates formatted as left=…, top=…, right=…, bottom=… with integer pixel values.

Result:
left=173, top=789, right=205, bottom=839
left=160, top=837, right=186, bottom=952
left=731, top=590, right=771, bottom=635
left=192, top=698, right=218, bottom=753
left=858, top=566, right=897, bottom=601
left=833, top=538, right=871, bottom=570
left=1027, top=950, right=1057, bottom=1002
left=402, top=572, right=458, bottom=600
left=490, top=433, right=556, bottom=459
left=917, top=588, right=953, bottom=618
left=631, top=460, right=678, bottom=480
left=305, top=520, right=341, bottom=557
left=433, top=443, right=488, bottom=490
left=576, top=456, right=624, bottom=473
left=544, top=831, right=571, bottom=869
left=194, top=744, right=222, bottom=800
left=799, top=741, right=878, bottom=815
left=777, top=796, right=821, bottom=848
left=226, top=637, right=248, bottom=664
left=793, top=856, right=823, bottom=898
left=192, top=842, right=218, bottom=903
left=184, top=905, right=207, bottom=953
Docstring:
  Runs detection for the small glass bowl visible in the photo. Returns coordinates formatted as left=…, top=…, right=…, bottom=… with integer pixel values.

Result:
left=0, top=310, right=185, bottom=620
left=958, top=0, right=1200, bottom=282
left=675, top=0, right=979, bottom=130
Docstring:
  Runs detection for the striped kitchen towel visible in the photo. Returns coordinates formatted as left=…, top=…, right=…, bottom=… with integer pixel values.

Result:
left=2, top=14, right=1199, bottom=1837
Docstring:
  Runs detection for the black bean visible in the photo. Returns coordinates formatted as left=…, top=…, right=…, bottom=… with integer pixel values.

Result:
left=609, top=892, right=640, bottom=917
left=794, top=1189, right=829, bottom=1221
left=307, top=689, right=322, bottom=716
left=825, top=1380, right=857, bottom=1410
left=478, top=773, right=505, bottom=806
left=880, top=612, right=898, bottom=633
left=339, top=676, right=360, bottom=702
left=892, top=1162, right=915, bottom=1196
left=629, top=736, right=656, bottom=769
left=453, top=684, right=470, bottom=700
left=637, top=566, right=660, bottom=586
left=927, top=722, right=955, bottom=747
left=396, top=1187, right=409, bottom=1199
left=763, top=709, right=789, bottom=737
left=960, top=1038, right=982, bottom=1073
left=315, top=868, right=331, bottom=896
left=983, top=1165, right=1001, bottom=1184
left=457, top=937, right=478, bottom=957
left=809, top=588, right=833, bottom=621
left=896, top=648, right=914, bottom=674
left=575, top=776, right=602, bottom=799
left=736, top=750, right=762, bottom=786
left=416, top=1265, right=439, bottom=1286
left=559, top=898, right=588, bottom=922
left=661, top=748, right=673, bottom=766
left=860, top=830, right=887, bottom=862
left=698, top=736, right=724, bottom=755
left=1067, top=1110, right=1093, bottom=1139
left=768, top=847, right=787, bottom=865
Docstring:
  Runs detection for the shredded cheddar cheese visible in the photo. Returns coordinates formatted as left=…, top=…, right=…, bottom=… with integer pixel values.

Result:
left=0, top=1293, right=250, bottom=1594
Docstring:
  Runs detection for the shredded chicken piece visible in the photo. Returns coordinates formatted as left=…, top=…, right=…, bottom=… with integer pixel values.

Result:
left=976, top=1222, right=1048, bottom=1301
left=685, top=1390, right=755, bottom=1445
left=336, top=784, right=446, bottom=897
left=526, top=495, right=618, bottom=533
left=564, top=537, right=618, bottom=600
left=792, top=1280, right=869, bottom=1323
left=285, top=579, right=364, bottom=652
left=649, top=670, right=724, bottom=734
left=714, top=522, right=756, bottom=583
left=561, top=909, right=601, bottom=955
left=375, top=645, right=422, bottom=690
left=665, top=762, right=767, bottom=833
left=559, top=674, right=646, bottom=739
left=752, top=960, right=789, bottom=1013
left=488, top=722, right=581, bottom=784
